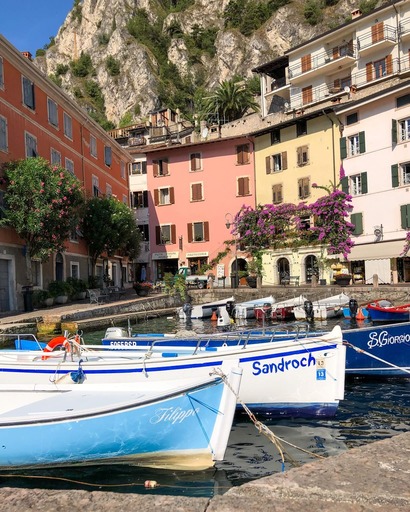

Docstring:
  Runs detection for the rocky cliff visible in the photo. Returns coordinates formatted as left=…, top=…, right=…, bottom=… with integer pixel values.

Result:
left=34, top=0, right=384, bottom=127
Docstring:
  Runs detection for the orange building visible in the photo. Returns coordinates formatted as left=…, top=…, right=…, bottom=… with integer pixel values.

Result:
left=0, top=36, right=131, bottom=312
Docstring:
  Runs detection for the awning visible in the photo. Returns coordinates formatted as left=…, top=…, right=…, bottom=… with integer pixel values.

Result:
left=348, top=240, right=406, bottom=261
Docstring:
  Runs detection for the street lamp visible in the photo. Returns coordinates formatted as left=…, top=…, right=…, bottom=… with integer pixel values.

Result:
left=225, top=213, right=238, bottom=289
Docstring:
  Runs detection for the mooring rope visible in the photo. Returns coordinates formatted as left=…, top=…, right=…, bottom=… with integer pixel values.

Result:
left=343, top=341, right=410, bottom=376
left=210, top=368, right=325, bottom=471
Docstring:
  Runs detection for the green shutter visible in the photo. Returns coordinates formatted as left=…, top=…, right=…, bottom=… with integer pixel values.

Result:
left=392, top=164, right=399, bottom=188
left=359, top=131, right=366, bottom=153
left=361, top=172, right=368, bottom=194
left=401, top=204, right=410, bottom=229
left=341, top=176, right=349, bottom=193
left=392, top=119, right=397, bottom=145
left=351, top=213, right=363, bottom=235
left=340, top=137, right=347, bottom=159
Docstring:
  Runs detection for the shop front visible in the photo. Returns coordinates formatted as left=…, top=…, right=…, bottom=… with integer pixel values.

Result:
left=152, top=251, right=179, bottom=282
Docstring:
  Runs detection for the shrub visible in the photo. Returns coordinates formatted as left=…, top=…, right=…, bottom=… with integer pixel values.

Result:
left=70, top=52, right=94, bottom=77
left=304, top=0, right=324, bottom=26
left=106, top=56, right=121, bottom=76
left=48, top=280, right=74, bottom=298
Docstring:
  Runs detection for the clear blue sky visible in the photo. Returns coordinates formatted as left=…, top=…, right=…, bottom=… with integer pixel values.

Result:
left=0, top=1, right=73, bottom=56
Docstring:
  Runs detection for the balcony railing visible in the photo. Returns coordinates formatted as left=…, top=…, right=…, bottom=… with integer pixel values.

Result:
left=400, top=17, right=410, bottom=39
left=288, top=44, right=356, bottom=80
left=357, top=24, right=396, bottom=52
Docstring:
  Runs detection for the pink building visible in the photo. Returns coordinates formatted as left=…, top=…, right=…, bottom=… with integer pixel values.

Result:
left=144, top=136, right=256, bottom=285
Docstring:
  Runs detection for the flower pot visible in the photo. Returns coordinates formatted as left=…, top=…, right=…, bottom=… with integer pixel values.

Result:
left=334, top=275, right=351, bottom=287
left=137, top=289, right=149, bottom=297
left=44, top=297, right=54, bottom=307
left=246, top=276, right=257, bottom=288
left=55, top=295, right=68, bottom=304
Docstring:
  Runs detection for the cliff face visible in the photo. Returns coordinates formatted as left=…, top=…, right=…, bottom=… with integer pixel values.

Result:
left=34, top=0, right=380, bottom=127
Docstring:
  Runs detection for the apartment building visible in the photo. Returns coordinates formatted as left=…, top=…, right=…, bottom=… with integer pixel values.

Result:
left=0, top=36, right=131, bottom=312
left=143, top=136, right=256, bottom=285
left=252, top=0, right=410, bottom=284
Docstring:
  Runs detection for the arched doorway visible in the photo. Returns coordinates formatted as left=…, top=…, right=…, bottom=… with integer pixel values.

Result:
left=277, top=257, right=290, bottom=285
left=55, top=253, right=64, bottom=282
left=305, top=255, right=319, bottom=283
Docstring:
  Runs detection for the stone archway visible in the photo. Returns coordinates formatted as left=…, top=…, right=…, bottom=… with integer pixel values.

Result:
left=305, top=254, right=319, bottom=283
left=277, top=257, right=290, bottom=285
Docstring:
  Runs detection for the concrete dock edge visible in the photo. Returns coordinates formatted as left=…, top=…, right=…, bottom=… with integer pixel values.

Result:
left=0, top=431, right=409, bottom=511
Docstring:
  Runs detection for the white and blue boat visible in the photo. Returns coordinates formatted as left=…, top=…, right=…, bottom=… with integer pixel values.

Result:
left=233, top=296, right=275, bottom=319
left=0, top=368, right=242, bottom=470
left=1, top=327, right=346, bottom=418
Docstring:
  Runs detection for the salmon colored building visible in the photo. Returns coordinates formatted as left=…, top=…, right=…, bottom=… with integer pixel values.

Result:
left=143, top=136, right=256, bottom=286
left=0, top=36, right=131, bottom=312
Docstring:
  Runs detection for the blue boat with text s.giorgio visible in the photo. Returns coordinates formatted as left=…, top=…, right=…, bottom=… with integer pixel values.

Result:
left=0, top=368, right=242, bottom=471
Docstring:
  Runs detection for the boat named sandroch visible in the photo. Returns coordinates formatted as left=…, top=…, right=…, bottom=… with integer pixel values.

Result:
left=367, top=330, right=410, bottom=349
left=151, top=406, right=200, bottom=425
left=252, top=353, right=316, bottom=376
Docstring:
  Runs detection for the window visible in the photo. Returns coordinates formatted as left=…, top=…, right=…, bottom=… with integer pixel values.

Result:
left=236, top=144, right=250, bottom=165
left=104, top=146, right=112, bottom=167
left=132, top=190, right=149, bottom=208
left=92, top=175, right=99, bottom=197
left=351, top=212, right=363, bottom=235
left=190, top=152, right=202, bottom=171
left=120, top=161, right=125, bottom=179
left=154, top=187, right=174, bottom=206
left=90, top=135, right=97, bottom=158
left=22, top=76, right=35, bottom=109
left=50, top=148, right=61, bottom=166
left=138, top=224, right=149, bottom=241
left=122, top=194, right=127, bottom=204
left=65, top=158, right=74, bottom=175
left=271, top=129, right=280, bottom=144
left=188, top=221, right=209, bottom=242
left=397, top=94, right=410, bottom=108
left=341, top=131, right=366, bottom=157
left=63, top=113, right=72, bottom=139
left=350, top=173, right=368, bottom=195
left=296, top=145, right=309, bottom=166
left=70, top=262, right=80, bottom=279
left=47, top=98, right=58, bottom=127
left=266, top=152, right=287, bottom=173
left=237, top=176, right=250, bottom=196
left=302, top=85, right=313, bottom=105
left=156, top=224, right=175, bottom=245
left=153, top=158, right=169, bottom=176
left=301, top=54, right=311, bottom=73
left=399, top=118, right=410, bottom=142
left=296, top=120, right=307, bottom=137
left=131, top=161, right=147, bottom=175
left=0, top=116, right=7, bottom=152
left=372, top=22, right=384, bottom=44
left=106, top=183, right=112, bottom=197
left=346, top=112, right=358, bottom=125
left=298, top=177, right=310, bottom=199
left=191, top=182, right=203, bottom=201
left=392, top=163, right=410, bottom=187
left=272, top=184, right=283, bottom=204
left=25, top=132, right=37, bottom=157
left=0, top=57, right=3, bottom=88
left=366, top=55, right=392, bottom=82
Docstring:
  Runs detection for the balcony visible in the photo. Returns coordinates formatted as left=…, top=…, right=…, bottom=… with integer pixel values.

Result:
left=357, top=24, right=396, bottom=56
left=400, top=17, right=410, bottom=41
left=128, top=136, right=146, bottom=146
left=288, top=45, right=356, bottom=85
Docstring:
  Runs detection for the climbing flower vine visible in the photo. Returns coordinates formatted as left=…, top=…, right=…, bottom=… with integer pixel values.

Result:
left=234, top=179, right=355, bottom=259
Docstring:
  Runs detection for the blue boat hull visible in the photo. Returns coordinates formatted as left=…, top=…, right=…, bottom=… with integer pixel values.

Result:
left=0, top=378, right=232, bottom=470
left=367, top=309, right=410, bottom=323
left=343, top=322, right=410, bottom=377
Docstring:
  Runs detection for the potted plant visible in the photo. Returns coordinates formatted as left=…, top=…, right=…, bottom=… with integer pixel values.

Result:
left=48, top=280, right=73, bottom=304
left=245, top=258, right=261, bottom=288
left=133, top=281, right=153, bottom=297
left=67, top=277, right=87, bottom=300
left=238, top=270, right=249, bottom=286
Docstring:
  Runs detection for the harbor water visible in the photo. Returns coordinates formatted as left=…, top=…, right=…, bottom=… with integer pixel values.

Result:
left=1, top=315, right=409, bottom=497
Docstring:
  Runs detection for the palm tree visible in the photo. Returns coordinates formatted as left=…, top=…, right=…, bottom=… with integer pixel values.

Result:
left=204, top=78, right=260, bottom=123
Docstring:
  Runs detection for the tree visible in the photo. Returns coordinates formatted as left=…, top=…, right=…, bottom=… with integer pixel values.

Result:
left=80, top=196, right=141, bottom=279
left=0, top=157, right=84, bottom=284
left=203, top=78, right=260, bottom=123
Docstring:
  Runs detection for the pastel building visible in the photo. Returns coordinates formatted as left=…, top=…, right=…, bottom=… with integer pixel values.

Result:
left=143, top=136, right=256, bottom=285
left=252, top=0, right=410, bottom=284
left=0, top=36, right=131, bottom=311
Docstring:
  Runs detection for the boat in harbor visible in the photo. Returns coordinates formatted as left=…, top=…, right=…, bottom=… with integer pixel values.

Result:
left=0, top=369, right=242, bottom=471
left=270, top=294, right=308, bottom=321
left=366, top=300, right=410, bottom=323
left=177, top=296, right=235, bottom=320
left=293, top=293, right=350, bottom=321
left=233, top=296, right=275, bottom=319
left=2, top=326, right=346, bottom=418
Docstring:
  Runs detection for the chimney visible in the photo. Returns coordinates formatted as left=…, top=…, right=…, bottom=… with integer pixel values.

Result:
left=351, top=9, right=362, bottom=19
left=21, top=51, right=33, bottom=61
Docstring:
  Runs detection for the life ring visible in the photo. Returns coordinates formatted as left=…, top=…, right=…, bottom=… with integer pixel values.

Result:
left=42, top=336, right=70, bottom=360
